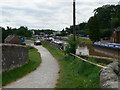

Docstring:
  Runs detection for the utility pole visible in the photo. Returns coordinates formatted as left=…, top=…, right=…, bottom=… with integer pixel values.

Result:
left=73, top=0, right=76, bottom=54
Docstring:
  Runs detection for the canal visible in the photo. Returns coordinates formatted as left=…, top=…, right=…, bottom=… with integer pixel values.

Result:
left=76, top=44, right=120, bottom=60
left=50, top=38, right=120, bottom=60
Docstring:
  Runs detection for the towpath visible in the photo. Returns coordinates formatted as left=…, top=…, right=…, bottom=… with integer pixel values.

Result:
left=4, top=45, right=59, bottom=88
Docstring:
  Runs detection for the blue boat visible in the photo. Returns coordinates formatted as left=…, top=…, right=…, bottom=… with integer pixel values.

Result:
left=93, top=42, right=120, bottom=50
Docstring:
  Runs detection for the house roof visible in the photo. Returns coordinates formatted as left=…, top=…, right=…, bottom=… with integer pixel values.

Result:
left=5, top=35, right=17, bottom=42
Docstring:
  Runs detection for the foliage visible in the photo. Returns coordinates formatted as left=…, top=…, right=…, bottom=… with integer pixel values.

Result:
left=78, top=37, right=92, bottom=44
left=57, top=29, right=68, bottom=36
left=88, top=16, right=100, bottom=42
left=78, top=29, right=89, bottom=35
left=93, top=5, right=120, bottom=33
left=92, top=5, right=120, bottom=39
left=100, top=29, right=112, bottom=39
left=94, top=5, right=114, bottom=29
left=34, top=29, right=55, bottom=35
left=64, top=22, right=88, bottom=35
left=64, top=36, right=79, bottom=54
left=1, top=26, right=32, bottom=43
left=63, top=4, right=120, bottom=41
left=2, top=47, right=41, bottom=86
left=111, top=17, right=120, bottom=28
left=42, top=41, right=100, bottom=88
left=17, top=26, right=32, bottom=37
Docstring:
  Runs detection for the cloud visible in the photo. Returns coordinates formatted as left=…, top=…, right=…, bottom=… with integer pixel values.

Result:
left=0, top=0, right=119, bottom=30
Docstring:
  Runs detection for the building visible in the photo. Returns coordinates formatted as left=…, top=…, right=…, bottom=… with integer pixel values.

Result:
left=111, top=26, right=120, bottom=44
left=4, top=35, right=21, bottom=44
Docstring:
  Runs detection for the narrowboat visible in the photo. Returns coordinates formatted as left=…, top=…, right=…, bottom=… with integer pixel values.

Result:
left=93, top=42, right=120, bottom=50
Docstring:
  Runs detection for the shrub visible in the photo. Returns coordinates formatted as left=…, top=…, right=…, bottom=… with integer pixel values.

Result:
left=64, top=36, right=79, bottom=54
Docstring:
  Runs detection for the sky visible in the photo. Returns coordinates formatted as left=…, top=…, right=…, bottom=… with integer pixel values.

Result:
left=0, top=0, right=120, bottom=31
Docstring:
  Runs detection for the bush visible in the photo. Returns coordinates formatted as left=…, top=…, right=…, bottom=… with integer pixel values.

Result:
left=64, top=36, right=79, bottom=54
left=20, top=42, right=26, bottom=45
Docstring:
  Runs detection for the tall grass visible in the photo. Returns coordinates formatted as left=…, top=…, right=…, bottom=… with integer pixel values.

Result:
left=42, top=41, right=100, bottom=88
left=78, top=37, right=92, bottom=44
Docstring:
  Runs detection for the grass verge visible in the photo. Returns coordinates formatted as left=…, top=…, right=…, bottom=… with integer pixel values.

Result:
left=2, top=47, right=41, bottom=86
left=64, top=36, right=92, bottom=44
left=42, top=41, right=100, bottom=88
left=78, top=37, right=92, bottom=44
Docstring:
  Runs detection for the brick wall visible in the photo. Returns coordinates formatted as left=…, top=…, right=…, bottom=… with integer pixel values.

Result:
left=111, top=31, right=120, bottom=43
left=117, top=32, right=120, bottom=43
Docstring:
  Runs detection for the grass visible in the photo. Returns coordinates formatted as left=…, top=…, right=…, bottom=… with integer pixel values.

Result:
left=25, top=37, right=36, bottom=41
left=64, top=36, right=92, bottom=44
left=78, top=37, right=92, bottom=44
left=42, top=41, right=100, bottom=88
left=2, top=47, right=41, bottom=86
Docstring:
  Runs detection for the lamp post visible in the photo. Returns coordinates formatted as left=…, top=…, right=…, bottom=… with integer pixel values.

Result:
left=73, top=0, right=76, bottom=54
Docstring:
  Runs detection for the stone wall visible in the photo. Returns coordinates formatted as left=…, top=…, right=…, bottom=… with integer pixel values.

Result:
left=2, top=44, right=29, bottom=72
left=100, top=61, right=120, bottom=89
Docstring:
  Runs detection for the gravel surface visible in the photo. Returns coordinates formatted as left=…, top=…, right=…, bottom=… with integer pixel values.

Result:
left=4, top=45, right=59, bottom=88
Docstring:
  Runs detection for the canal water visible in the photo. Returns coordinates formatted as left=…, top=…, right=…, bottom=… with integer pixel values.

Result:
left=76, top=44, right=120, bottom=60
left=53, top=39, right=120, bottom=60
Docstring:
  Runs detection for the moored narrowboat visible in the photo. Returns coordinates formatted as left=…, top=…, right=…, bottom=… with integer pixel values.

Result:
left=93, top=42, right=120, bottom=50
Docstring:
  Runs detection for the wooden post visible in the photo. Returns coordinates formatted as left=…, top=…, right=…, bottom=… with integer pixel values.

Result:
left=73, top=0, right=76, bottom=54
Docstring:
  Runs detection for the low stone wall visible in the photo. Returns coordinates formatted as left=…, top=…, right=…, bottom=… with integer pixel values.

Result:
left=100, top=61, right=120, bottom=89
left=2, top=44, right=29, bottom=72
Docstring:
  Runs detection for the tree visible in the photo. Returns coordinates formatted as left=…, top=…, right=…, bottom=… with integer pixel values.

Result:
left=59, top=29, right=66, bottom=36
left=94, top=5, right=116, bottom=29
left=2, top=26, right=33, bottom=43
left=1, top=27, right=6, bottom=42
left=64, top=36, right=79, bottom=54
left=116, top=5, right=120, bottom=26
left=111, top=18, right=119, bottom=28
left=88, top=16, right=100, bottom=42
left=18, top=26, right=32, bottom=37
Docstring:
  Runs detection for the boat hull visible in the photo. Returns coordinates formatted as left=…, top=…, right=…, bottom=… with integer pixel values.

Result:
left=93, top=42, right=120, bottom=50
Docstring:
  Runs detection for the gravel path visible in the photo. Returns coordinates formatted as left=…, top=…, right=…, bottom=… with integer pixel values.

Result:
left=4, top=46, right=59, bottom=88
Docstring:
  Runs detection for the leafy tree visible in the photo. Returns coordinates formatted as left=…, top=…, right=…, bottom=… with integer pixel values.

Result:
left=100, top=29, right=112, bottom=39
left=88, top=16, right=100, bottom=42
left=63, top=4, right=120, bottom=41
left=94, top=5, right=116, bottom=29
left=18, top=26, right=32, bottom=37
left=116, top=5, right=120, bottom=25
left=1, top=27, right=6, bottom=42
left=65, top=36, right=79, bottom=54
left=64, top=22, right=88, bottom=35
left=78, top=22, right=88, bottom=30
left=111, top=18, right=119, bottom=28
left=2, top=26, right=33, bottom=42
left=34, top=29, right=55, bottom=35
left=60, top=29, right=67, bottom=36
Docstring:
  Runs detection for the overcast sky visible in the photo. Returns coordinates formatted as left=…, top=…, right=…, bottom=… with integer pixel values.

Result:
left=0, top=0, right=120, bottom=31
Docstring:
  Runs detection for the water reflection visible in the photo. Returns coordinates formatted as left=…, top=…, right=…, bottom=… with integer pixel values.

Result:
left=77, top=44, right=120, bottom=60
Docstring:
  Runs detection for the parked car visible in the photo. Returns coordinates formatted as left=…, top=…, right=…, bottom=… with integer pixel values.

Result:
left=34, top=40, right=42, bottom=45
